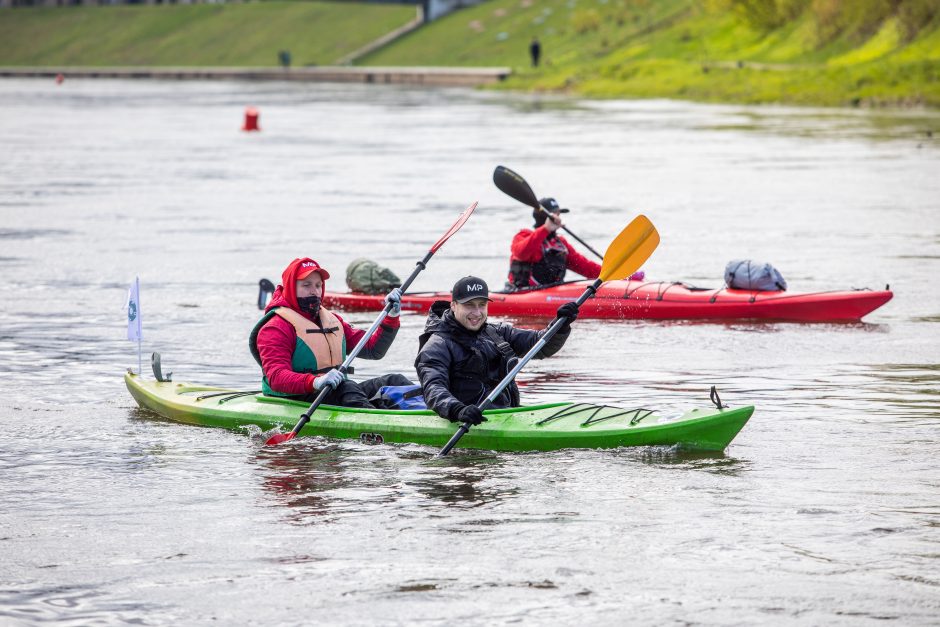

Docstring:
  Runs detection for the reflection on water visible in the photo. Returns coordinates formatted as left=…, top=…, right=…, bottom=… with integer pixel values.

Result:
left=414, top=456, right=517, bottom=508
left=0, top=584, right=166, bottom=626
left=253, top=443, right=352, bottom=524
left=253, top=439, right=517, bottom=516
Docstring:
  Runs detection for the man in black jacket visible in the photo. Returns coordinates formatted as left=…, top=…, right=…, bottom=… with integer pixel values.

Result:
left=415, top=276, right=579, bottom=426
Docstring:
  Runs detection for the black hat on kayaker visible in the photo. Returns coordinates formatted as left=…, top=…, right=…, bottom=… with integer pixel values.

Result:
left=534, top=197, right=570, bottom=227
left=452, top=276, right=491, bottom=304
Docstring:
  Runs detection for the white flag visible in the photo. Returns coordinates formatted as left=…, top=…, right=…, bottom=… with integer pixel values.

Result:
left=126, top=277, right=142, bottom=341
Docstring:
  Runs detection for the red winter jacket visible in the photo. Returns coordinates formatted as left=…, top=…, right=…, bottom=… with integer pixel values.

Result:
left=256, top=259, right=399, bottom=395
left=509, top=226, right=601, bottom=286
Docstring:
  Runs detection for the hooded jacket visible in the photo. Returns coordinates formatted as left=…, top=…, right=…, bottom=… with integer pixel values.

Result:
left=508, top=226, right=601, bottom=288
left=415, top=300, right=571, bottom=420
left=250, top=257, right=399, bottom=396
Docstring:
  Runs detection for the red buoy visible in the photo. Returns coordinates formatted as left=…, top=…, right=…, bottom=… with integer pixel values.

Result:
left=242, top=107, right=260, bottom=132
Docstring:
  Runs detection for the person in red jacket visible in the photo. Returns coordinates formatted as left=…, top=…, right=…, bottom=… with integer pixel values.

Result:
left=249, top=257, right=413, bottom=408
left=507, top=197, right=601, bottom=289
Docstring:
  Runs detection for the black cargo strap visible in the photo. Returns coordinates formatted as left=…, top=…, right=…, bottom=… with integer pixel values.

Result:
left=305, top=365, right=354, bottom=375
left=536, top=403, right=656, bottom=427
left=483, top=325, right=520, bottom=405
left=306, top=326, right=340, bottom=335
left=656, top=282, right=682, bottom=301
left=623, top=281, right=684, bottom=300
left=484, top=326, right=519, bottom=372
left=195, top=390, right=262, bottom=403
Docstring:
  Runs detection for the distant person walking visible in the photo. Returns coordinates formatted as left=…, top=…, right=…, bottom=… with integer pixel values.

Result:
left=529, top=37, right=541, bottom=68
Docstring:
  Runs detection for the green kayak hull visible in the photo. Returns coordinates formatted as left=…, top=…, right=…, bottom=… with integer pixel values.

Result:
left=125, top=372, right=753, bottom=452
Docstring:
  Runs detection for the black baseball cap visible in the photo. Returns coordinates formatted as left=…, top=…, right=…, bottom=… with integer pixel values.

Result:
left=452, top=276, right=491, bottom=304
left=539, top=197, right=570, bottom=214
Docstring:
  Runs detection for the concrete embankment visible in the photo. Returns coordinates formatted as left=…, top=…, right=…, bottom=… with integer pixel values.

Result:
left=0, top=66, right=511, bottom=87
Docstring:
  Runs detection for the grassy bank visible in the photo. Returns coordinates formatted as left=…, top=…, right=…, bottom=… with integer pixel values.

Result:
left=0, top=2, right=415, bottom=67
left=1, top=0, right=937, bottom=107
left=362, top=0, right=940, bottom=107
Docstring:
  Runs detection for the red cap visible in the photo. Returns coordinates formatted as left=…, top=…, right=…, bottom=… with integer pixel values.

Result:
left=277, top=257, right=331, bottom=313
left=296, top=259, right=330, bottom=281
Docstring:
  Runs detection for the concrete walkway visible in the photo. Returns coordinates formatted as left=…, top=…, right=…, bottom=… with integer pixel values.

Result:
left=0, top=66, right=511, bottom=87
left=335, top=9, right=426, bottom=66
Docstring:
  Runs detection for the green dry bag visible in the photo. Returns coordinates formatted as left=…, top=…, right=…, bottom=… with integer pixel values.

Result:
left=345, top=258, right=402, bottom=295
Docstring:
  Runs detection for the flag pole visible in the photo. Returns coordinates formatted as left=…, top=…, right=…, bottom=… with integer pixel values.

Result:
left=136, top=276, right=142, bottom=376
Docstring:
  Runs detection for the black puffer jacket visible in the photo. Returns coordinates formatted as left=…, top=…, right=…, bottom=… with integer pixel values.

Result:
left=415, top=300, right=571, bottom=421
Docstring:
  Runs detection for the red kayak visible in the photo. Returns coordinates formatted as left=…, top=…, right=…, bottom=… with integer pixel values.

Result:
left=323, top=279, right=892, bottom=322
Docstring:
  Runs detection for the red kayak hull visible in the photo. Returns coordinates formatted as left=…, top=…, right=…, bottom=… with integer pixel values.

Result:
left=324, top=280, right=893, bottom=322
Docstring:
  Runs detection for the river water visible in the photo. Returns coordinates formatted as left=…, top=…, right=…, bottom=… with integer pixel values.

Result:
left=1, top=79, right=938, bottom=624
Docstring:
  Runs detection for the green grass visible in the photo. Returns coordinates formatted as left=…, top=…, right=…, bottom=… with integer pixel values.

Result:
left=362, top=0, right=940, bottom=107
left=361, top=0, right=694, bottom=68
left=1, top=0, right=937, bottom=107
left=0, top=2, right=415, bottom=66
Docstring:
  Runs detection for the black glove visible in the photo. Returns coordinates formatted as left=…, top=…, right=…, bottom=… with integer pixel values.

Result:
left=456, top=404, right=486, bottom=425
left=557, top=301, right=580, bottom=327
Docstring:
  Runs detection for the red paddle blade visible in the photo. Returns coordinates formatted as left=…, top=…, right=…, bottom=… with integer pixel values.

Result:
left=264, top=431, right=296, bottom=446
left=430, top=201, right=477, bottom=253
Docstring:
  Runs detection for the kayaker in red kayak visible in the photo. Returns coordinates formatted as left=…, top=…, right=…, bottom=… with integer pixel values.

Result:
left=507, top=197, right=599, bottom=289
left=508, top=197, right=644, bottom=289
left=249, top=257, right=413, bottom=408
left=415, top=276, right=579, bottom=425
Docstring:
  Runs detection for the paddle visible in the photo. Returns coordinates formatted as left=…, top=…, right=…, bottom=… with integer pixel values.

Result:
left=264, top=202, right=477, bottom=446
left=258, top=278, right=275, bottom=310
left=437, top=213, right=659, bottom=457
left=493, top=165, right=604, bottom=260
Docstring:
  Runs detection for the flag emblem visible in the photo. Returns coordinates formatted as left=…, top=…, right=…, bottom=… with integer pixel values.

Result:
left=126, top=277, right=142, bottom=341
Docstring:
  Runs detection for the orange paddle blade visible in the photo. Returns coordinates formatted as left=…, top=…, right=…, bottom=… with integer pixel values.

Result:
left=599, top=215, right=659, bottom=282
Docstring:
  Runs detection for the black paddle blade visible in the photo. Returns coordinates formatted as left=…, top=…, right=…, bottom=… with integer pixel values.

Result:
left=493, top=165, right=540, bottom=209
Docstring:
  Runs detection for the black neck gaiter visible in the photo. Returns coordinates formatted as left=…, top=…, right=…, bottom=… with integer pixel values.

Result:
left=297, top=295, right=322, bottom=319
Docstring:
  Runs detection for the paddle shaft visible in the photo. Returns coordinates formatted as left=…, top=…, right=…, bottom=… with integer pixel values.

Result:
left=437, top=278, right=602, bottom=456
left=543, top=209, right=603, bottom=260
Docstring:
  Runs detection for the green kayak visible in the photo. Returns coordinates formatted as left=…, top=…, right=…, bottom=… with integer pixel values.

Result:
left=125, top=372, right=753, bottom=452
